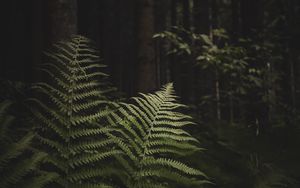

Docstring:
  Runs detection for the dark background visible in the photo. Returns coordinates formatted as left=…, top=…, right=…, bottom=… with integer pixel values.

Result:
left=1, top=1, right=300, bottom=187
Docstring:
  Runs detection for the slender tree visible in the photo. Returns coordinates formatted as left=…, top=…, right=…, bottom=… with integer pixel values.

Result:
left=286, top=0, right=298, bottom=109
left=231, top=0, right=240, bottom=42
left=43, top=0, right=77, bottom=45
left=194, top=0, right=210, bottom=34
left=240, top=0, right=262, bottom=37
left=170, top=0, right=182, bottom=97
left=136, top=0, right=158, bottom=93
left=193, top=0, right=215, bottom=120
left=155, top=0, right=171, bottom=85
left=181, top=0, right=196, bottom=104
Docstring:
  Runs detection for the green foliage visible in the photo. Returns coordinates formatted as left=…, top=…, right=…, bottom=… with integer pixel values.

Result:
left=193, top=122, right=300, bottom=188
left=107, top=83, right=208, bottom=188
left=155, top=27, right=263, bottom=99
left=153, top=29, right=192, bottom=55
left=154, top=27, right=284, bottom=125
left=25, top=35, right=208, bottom=188
left=30, top=35, right=120, bottom=187
left=197, top=29, right=262, bottom=97
left=0, top=100, right=57, bottom=188
left=0, top=79, right=27, bottom=101
left=246, top=153, right=297, bottom=188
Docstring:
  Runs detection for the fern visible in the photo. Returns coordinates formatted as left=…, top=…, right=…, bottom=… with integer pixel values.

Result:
left=29, top=35, right=208, bottom=188
left=30, top=36, right=120, bottom=187
left=0, top=100, right=57, bottom=188
left=108, top=83, right=209, bottom=188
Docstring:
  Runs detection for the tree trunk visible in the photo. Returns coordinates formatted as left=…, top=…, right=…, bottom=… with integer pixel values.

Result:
left=286, top=0, right=298, bottom=110
left=241, top=0, right=270, bottom=130
left=170, top=0, right=182, bottom=96
left=194, top=0, right=210, bottom=34
left=231, top=0, right=240, bottom=42
left=155, top=0, right=171, bottom=85
left=193, top=0, right=215, bottom=120
left=31, top=0, right=44, bottom=81
left=240, top=0, right=262, bottom=37
left=136, top=0, right=157, bottom=93
left=212, top=0, right=222, bottom=121
left=119, top=1, right=137, bottom=95
left=229, top=92, right=234, bottom=125
left=215, top=70, right=221, bottom=120
left=43, top=0, right=77, bottom=46
left=181, top=0, right=195, bottom=104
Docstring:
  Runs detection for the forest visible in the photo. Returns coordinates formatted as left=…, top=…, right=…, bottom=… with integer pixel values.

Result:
left=1, top=0, right=300, bottom=188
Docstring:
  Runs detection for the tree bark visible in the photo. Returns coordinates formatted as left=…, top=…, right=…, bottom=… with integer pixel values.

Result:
left=231, top=0, right=240, bottom=42
left=43, top=0, right=77, bottom=46
left=240, top=0, right=262, bottom=37
left=193, top=0, right=215, bottom=120
left=181, top=0, right=194, bottom=103
left=194, top=0, right=210, bottom=34
left=155, top=0, right=170, bottom=85
left=136, top=0, right=157, bottom=93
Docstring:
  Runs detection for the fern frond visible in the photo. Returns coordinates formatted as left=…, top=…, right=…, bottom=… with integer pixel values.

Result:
left=69, top=150, right=122, bottom=168
left=0, top=100, right=56, bottom=188
left=30, top=36, right=118, bottom=187
left=1, top=152, right=47, bottom=187
left=108, top=83, right=208, bottom=187
left=0, top=132, right=35, bottom=167
left=68, top=183, right=114, bottom=188
left=69, top=167, right=125, bottom=182
left=22, top=172, right=59, bottom=188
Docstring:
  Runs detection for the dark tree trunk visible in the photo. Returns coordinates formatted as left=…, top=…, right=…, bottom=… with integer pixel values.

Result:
left=231, top=0, right=240, bottom=42
left=43, top=0, right=77, bottom=46
left=194, top=0, right=210, bottom=34
left=2, top=1, right=35, bottom=82
left=77, top=0, right=101, bottom=43
left=287, top=0, right=298, bottom=109
left=181, top=0, right=195, bottom=104
left=119, top=1, right=137, bottom=95
left=171, top=0, right=178, bottom=26
left=182, top=0, right=191, bottom=29
left=155, top=0, right=171, bottom=85
left=31, top=0, right=44, bottom=81
left=136, top=0, right=158, bottom=93
left=170, top=0, right=183, bottom=97
left=241, top=0, right=270, bottom=131
left=193, top=0, right=215, bottom=120
left=240, top=0, right=262, bottom=37
left=229, top=0, right=240, bottom=124
left=211, top=0, right=222, bottom=121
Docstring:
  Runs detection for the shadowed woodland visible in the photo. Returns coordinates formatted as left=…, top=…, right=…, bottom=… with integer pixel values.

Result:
left=1, top=0, right=300, bottom=188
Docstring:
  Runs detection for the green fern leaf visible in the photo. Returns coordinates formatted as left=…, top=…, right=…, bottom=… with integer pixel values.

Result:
left=30, top=35, right=119, bottom=187
left=0, top=100, right=55, bottom=188
left=108, top=83, right=208, bottom=187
